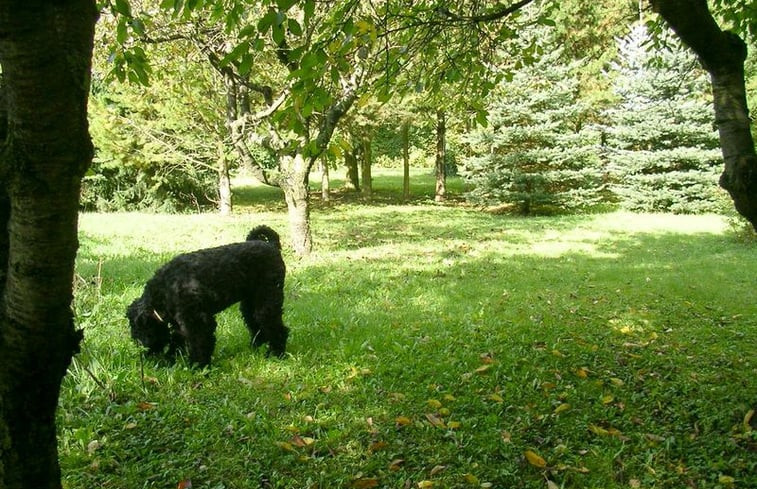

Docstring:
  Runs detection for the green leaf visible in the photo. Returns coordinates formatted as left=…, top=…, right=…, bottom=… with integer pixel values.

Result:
left=276, top=0, right=298, bottom=11
left=238, top=53, right=254, bottom=76
left=115, top=0, right=131, bottom=17
left=272, top=23, right=285, bottom=45
left=219, top=41, right=249, bottom=67
left=257, top=9, right=278, bottom=33
left=288, top=18, right=303, bottom=36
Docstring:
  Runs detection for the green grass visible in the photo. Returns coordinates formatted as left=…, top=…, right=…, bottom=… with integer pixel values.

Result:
left=61, top=172, right=756, bottom=489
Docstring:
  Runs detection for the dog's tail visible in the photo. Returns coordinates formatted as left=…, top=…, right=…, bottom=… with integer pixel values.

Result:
left=246, top=225, right=281, bottom=249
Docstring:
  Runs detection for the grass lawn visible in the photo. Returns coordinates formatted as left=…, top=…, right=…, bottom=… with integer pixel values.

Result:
left=61, top=171, right=756, bottom=489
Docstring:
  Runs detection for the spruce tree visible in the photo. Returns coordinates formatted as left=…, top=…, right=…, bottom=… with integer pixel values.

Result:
left=461, top=46, right=606, bottom=215
left=601, top=24, right=723, bottom=214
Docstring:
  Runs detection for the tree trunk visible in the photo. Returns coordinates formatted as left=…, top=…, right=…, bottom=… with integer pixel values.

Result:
left=320, top=158, right=330, bottom=202
left=280, top=153, right=312, bottom=255
left=402, top=121, right=410, bottom=200
left=361, top=137, right=373, bottom=198
left=651, top=0, right=757, bottom=230
left=344, top=150, right=360, bottom=191
left=218, top=144, right=232, bottom=216
left=0, top=2, right=97, bottom=488
left=435, top=110, right=447, bottom=202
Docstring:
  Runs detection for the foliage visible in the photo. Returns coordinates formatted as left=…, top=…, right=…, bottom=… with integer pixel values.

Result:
left=600, top=24, right=724, bottom=214
left=86, top=20, right=224, bottom=212
left=62, top=172, right=756, bottom=489
left=461, top=44, right=607, bottom=214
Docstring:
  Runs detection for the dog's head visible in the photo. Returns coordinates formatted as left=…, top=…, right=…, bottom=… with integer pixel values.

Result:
left=126, top=298, right=170, bottom=354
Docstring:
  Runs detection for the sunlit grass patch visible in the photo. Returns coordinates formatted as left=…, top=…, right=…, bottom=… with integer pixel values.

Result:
left=61, top=179, right=756, bottom=489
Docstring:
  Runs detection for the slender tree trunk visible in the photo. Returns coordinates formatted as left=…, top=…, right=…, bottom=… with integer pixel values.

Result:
left=651, top=0, right=757, bottom=230
left=218, top=143, right=232, bottom=216
left=361, top=136, right=373, bottom=198
left=402, top=121, right=410, bottom=200
left=435, top=110, right=447, bottom=202
left=0, top=2, right=97, bottom=488
left=280, top=153, right=312, bottom=255
left=320, top=158, right=330, bottom=202
left=344, top=150, right=360, bottom=191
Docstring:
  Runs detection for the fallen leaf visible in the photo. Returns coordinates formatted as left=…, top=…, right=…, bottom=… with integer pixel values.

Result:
left=744, top=409, right=754, bottom=432
left=475, top=364, right=492, bottom=374
left=137, top=401, right=155, bottom=411
left=425, top=413, right=446, bottom=428
left=610, top=377, right=625, bottom=386
left=447, top=420, right=462, bottom=429
left=718, top=475, right=735, bottom=485
left=443, top=394, right=456, bottom=402
left=87, top=440, right=101, bottom=455
left=388, top=459, right=404, bottom=471
left=124, top=422, right=138, bottom=430
left=501, top=430, right=512, bottom=443
left=588, top=424, right=609, bottom=436
left=417, top=481, right=434, bottom=488
left=524, top=449, right=547, bottom=468
left=601, top=395, right=614, bottom=405
left=488, top=393, right=504, bottom=403
left=430, top=465, right=446, bottom=476
left=274, top=441, right=296, bottom=452
left=553, top=403, right=571, bottom=414
left=547, top=480, right=559, bottom=489
left=427, top=399, right=443, bottom=409
left=351, top=478, right=379, bottom=489
left=369, top=441, right=389, bottom=452
left=463, top=473, right=479, bottom=484
left=395, top=416, right=412, bottom=427
left=177, top=480, right=192, bottom=489
left=629, top=479, right=641, bottom=488
left=575, top=367, right=589, bottom=379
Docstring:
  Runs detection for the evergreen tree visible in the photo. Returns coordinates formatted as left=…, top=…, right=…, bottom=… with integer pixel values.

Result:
left=601, top=24, right=723, bottom=214
left=461, top=46, right=606, bottom=214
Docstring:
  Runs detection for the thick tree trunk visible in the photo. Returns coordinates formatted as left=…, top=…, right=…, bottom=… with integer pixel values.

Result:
left=435, top=110, right=447, bottom=202
left=361, top=137, right=373, bottom=198
left=0, top=1, right=97, bottom=488
left=402, top=121, right=410, bottom=200
left=651, top=0, right=757, bottom=230
left=280, top=153, right=312, bottom=255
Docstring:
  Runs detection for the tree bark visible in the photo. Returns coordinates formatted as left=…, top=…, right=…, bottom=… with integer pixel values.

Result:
left=0, top=1, right=97, bottom=488
left=218, top=144, right=232, bottom=216
left=344, top=150, right=360, bottom=191
left=360, top=136, right=373, bottom=199
left=435, top=110, right=447, bottom=202
left=651, top=0, right=757, bottom=230
left=402, top=121, right=410, bottom=200
left=280, top=153, right=312, bottom=255
left=320, top=158, right=330, bottom=202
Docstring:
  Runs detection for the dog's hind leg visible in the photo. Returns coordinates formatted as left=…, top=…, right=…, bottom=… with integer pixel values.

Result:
left=240, top=299, right=266, bottom=349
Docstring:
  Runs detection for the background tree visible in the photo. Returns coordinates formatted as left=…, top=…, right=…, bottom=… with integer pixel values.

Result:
left=0, top=1, right=97, bottom=488
left=601, top=23, right=723, bottom=213
left=650, top=0, right=757, bottom=229
left=461, top=43, right=606, bottom=214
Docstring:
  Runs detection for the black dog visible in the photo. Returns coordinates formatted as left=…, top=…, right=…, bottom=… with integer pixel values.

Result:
left=126, top=225, right=288, bottom=367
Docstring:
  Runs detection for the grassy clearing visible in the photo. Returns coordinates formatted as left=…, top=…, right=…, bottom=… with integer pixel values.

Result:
left=62, top=173, right=756, bottom=489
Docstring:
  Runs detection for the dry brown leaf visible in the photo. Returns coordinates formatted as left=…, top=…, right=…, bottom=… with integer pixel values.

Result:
left=425, top=413, right=446, bottom=428
left=430, top=465, right=446, bottom=476
left=388, top=459, right=404, bottom=471
left=351, top=478, right=379, bottom=488
left=177, top=479, right=192, bottom=489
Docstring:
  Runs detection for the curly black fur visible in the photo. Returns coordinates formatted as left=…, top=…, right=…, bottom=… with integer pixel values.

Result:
left=126, top=225, right=288, bottom=367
